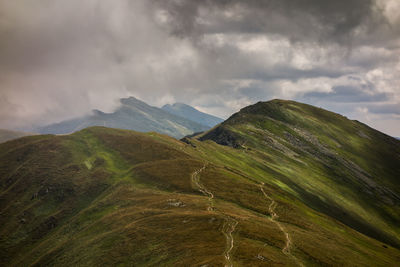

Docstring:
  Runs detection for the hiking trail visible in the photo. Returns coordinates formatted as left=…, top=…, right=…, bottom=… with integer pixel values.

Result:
left=191, top=164, right=238, bottom=267
left=258, top=182, right=304, bottom=267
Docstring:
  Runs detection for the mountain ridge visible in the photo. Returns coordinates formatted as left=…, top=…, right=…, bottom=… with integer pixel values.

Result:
left=162, top=102, right=224, bottom=128
left=37, top=97, right=210, bottom=138
left=199, top=99, right=400, bottom=248
left=1, top=99, right=399, bottom=266
left=0, top=129, right=37, bottom=143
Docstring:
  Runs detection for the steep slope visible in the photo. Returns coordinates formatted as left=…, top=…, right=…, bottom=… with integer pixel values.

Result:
left=1, top=125, right=399, bottom=266
left=162, top=103, right=224, bottom=128
left=0, top=129, right=37, bottom=143
left=38, top=97, right=208, bottom=138
left=199, top=99, right=400, bottom=248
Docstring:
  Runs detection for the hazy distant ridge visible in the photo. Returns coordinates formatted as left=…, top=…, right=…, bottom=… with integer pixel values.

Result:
left=37, top=97, right=210, bottom=138
left=0, top=129, right=37, bottom=143
left=162, top=103, right=223, bottom=128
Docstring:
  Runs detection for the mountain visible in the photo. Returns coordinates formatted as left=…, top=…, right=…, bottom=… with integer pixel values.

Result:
left=37, top=97, right=209, bottom=138
left=162, top=103, right=224, bottom=128
left=198, top=99, right=400, bottom=248
left=0, top=129, right=37, bottom=143
left=1, top=100, right=399, bottom=266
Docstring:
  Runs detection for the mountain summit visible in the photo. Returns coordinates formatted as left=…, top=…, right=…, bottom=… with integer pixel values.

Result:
left=162, top=103, right=223, bottom=128
left=199, top=99, right=400, bottom=247
left=38, top=97, right=209, bottom=138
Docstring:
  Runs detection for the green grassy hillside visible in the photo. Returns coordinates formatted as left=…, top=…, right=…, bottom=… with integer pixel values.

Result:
left=198, top=99, right=400, bottom=248
left=1, top=100, right=400, bottom=266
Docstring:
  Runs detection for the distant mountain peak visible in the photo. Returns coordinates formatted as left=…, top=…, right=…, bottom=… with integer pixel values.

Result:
left=92, top=109, right=106, bottom=116
left=37, top=96, right=209, bottom=138
left=120, top=96, right=145, bottom=106
left=172, top=102, right=191, bottom=108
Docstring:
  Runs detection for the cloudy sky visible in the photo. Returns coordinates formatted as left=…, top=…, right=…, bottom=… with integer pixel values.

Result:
left=0, top=0, right=399, bottom=136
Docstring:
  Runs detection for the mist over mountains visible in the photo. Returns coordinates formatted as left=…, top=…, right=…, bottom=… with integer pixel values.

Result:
left=162, top=103, right=224, bottom=128
left=0, top=129, right=37, bottom=143
left=36, top=97, right=223, bottom=138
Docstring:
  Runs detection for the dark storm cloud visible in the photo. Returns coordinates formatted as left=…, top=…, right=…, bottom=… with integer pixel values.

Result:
left=150, top=0, right=388, bottom=43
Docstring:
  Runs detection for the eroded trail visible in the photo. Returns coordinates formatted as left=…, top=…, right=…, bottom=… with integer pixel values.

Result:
left=191, top=164, right=238, bottom=267
left=191, top=165, right=214, bottom=211
left=221, top=216, right=238, bottom=267
left=259, top=182, right=304, bottom=267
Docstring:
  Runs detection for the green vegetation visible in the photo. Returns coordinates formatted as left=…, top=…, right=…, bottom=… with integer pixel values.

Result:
left=1, top=99, right=400, bottom=266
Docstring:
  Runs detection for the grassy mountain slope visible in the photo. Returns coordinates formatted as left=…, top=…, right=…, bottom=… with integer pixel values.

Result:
left=38, top=97, right=208, bottom=138
left=162, top=103, right=224, bottom=128
left=0, top=129, right=37, bottom=143
left=1, top=122, right=399, bottom=266
left=198, top=99, right=400, bottom=248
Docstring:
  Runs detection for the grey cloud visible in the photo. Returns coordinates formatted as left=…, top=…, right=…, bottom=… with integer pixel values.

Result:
left=368, top=104, right=400, bottom=115
left=0, top=0, right=177, bottom=129
left=0, top=0, right=399, bottom=136
left=304, top=85, right=391, bottom=103
left=150, top=0, right=388, bottom=44
left=244, top=66, right=350, bottom=82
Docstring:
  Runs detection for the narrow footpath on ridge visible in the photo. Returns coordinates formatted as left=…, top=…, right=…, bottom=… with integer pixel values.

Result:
left=191, top=164, right=238, bottom=267
left=258, top=182, right=304, bottom=267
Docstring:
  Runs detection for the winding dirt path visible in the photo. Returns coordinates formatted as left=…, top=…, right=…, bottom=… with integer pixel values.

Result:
left=191, top=165, right=214, bottom=211
left=258, top=182, right=304, bottom=267
left=191, top=164, right=238, bottom=267
left=221, top=216, right=238, bottom=267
